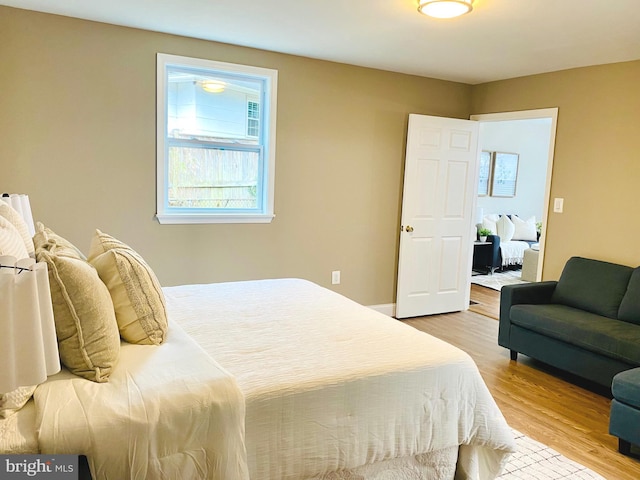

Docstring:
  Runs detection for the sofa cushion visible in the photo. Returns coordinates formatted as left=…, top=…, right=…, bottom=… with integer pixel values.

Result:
left=619, top=268, right=640, bottom=325
left=612, top=368, right=640, bottom=409
left=551, top=257, right=633, bottom=319
left=510, top=303, right=640, bottom=365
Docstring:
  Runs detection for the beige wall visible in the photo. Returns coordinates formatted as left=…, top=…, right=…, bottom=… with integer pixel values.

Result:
left=471, top=60, right=640, bottom=280
left=5, top=7, right=637, bottom=305
left=0, top=7, right=471, bottom=305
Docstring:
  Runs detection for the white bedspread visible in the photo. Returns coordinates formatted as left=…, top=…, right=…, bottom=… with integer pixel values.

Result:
left=34, top=322, right=248, bottom=480
left=165, top=278, right=515, bottom=480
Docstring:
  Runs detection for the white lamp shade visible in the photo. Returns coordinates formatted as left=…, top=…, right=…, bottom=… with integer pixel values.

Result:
left=0, top=257, right=60, bottom=393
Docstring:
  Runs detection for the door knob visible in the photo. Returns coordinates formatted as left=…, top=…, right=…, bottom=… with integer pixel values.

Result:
left=405, top=225, right=414, bottom=232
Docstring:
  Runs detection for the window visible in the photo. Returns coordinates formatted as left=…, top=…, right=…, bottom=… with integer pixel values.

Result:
left=156, top=53, right=278, bottom=224
left=247, top=101, right=260, bottom=138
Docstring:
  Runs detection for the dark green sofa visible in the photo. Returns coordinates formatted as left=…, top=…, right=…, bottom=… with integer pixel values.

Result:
left=499, top=256, right=640, bottom=388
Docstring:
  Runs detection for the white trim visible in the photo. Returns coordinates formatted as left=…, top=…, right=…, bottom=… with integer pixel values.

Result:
left=470, top=108, right=558, bottom=122
left=368, top=303, right=396, bottom=317
left=156, top=213, right=275, bottom=225
left=470, top=107, right=559, bottom=282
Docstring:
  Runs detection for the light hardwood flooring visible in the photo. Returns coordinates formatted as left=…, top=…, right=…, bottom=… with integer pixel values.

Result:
left=402, top=284, right=640, bottom=480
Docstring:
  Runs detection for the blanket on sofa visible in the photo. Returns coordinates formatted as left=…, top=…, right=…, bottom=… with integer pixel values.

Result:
left=500, top=240, right=530, bottom=266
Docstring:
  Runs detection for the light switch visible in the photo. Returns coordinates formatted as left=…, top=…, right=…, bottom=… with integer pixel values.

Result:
left=553, top=198, right=564, bottom=213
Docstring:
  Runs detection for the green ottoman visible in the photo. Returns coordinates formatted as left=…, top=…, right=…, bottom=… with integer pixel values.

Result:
left=610, top=368, right=640, bottom=455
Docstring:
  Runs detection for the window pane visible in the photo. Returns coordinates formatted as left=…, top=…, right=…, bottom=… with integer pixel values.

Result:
left=168, top=146, right=260, bottom=210
left=167, top=67, right=262, bottom=144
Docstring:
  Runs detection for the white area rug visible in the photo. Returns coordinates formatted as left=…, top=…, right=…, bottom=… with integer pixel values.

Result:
left=499, top=430, right=605, bottom=479
left=471, top=270, right=528, bottom=291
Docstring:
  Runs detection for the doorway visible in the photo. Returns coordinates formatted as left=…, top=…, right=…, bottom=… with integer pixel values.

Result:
left=470, top=108, right=558, bottom=282
left=394, top=109, right=558, bottom=319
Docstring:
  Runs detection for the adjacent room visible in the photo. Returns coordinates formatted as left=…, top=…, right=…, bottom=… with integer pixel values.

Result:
left=2, top=1, right=640, bottom=478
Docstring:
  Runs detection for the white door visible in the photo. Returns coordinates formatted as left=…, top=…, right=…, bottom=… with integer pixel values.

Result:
left=395, top=114, right=479, bottom=319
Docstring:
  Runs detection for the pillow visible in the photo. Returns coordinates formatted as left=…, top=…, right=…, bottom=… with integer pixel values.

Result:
left=0, top=216, right=29, bottom=259
left=551, top=257, right=633, bottom=319
left=0, top=200, right=34, bottom=257
left=496, top=215, right=515, bottom=241
left=482, top=216, right=497, bottom=235
left=512, top=215, right=538, bottom=241
left=33, top=222, right=86, bottom=261
left=38, top=250, right=119, bottom=382
left=88, top=230, right=167, bottom=345
left=0, top=386, right=37, bottom=419
left=618, top=267, right=640, bottom=325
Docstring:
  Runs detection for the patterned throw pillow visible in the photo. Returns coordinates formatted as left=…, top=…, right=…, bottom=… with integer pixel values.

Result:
left=0, top=216, right=29, bottom=259
left=88, top=230, right=168, bottom=346
left=0, top=386, right=37, bottom=419
left=33, top=222, right=86, bottom=260
left=0, top=200, right=34, bottom=257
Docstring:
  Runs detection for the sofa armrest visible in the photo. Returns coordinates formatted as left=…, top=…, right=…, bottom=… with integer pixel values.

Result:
left=487, top=235, right=501, bottom=270
left=498, top=281, right=557, bottom=348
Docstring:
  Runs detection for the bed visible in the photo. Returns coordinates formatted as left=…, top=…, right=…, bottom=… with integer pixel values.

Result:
left=26, top=278, right=515, bottom=479
left=0, top=399, right=39, bottom=455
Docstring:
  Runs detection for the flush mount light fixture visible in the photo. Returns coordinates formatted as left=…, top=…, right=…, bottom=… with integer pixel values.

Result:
left=418, top=0, right=473, bottom=19
left=201, top=80, right=226, bottom=93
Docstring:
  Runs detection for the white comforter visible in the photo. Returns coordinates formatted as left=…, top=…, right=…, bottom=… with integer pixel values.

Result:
left=35, top=322, right=249, bottom=480
left=165, top=278, right=515, bottom=480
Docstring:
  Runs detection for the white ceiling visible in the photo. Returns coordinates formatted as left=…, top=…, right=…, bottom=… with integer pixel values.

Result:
left=3, top=0, right=640, bottom=84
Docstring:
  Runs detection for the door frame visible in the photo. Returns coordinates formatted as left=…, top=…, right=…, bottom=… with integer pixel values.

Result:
left=470, top=108, right=558, bottom=281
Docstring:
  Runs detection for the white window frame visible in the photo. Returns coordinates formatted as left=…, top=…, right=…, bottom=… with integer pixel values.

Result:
left=156, top=53, right=278, bottom=224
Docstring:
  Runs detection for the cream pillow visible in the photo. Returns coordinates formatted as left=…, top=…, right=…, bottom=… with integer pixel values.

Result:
left=38, top=250, right=119, bottom=382
left=496, top=215, right=515, bottom=241
left=33, top=222, right=86, bottom=260
left=0, top=216, right=29, bottom=259
left=482, top=216, right=497, bottom=235
left=0, top=386, right=37, bottom=419
left=513, top=215, right=538, bottom=241
left=88, top=230, right=167, bottom=346
left=0, top=200, right=34, bottom=257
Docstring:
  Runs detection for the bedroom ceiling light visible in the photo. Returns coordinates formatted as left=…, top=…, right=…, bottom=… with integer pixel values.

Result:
left=418, top=0, right=473, bottom=19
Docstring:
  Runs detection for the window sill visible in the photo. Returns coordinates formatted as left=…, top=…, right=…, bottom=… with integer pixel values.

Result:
left=156, top=213, right=275, bottom=225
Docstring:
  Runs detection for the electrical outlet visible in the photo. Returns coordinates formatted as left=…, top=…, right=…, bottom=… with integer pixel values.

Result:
left=331, top=270, right=341, bottom=285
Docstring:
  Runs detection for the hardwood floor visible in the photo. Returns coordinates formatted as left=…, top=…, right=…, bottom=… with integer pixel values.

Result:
left=403, top=284, right=640, bottom=480
left=469, top=283, right=501, bottom=319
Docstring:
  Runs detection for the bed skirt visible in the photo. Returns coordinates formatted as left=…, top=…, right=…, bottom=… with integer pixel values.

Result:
left=309, top=446, right=459, bottom=479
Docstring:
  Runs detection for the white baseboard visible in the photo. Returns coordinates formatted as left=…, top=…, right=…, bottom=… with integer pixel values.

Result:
left=368, top=303, right=396, bottom=317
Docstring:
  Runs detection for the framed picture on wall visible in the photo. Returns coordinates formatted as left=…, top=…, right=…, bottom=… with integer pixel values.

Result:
left=478, top=151, right=493, bottom=196
left=491, top=152, right=519, bottom=197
